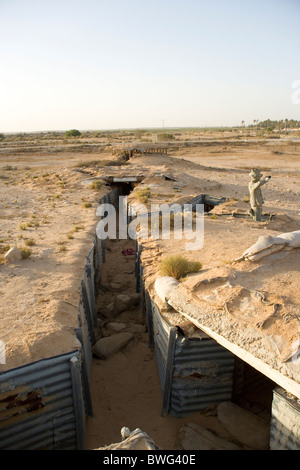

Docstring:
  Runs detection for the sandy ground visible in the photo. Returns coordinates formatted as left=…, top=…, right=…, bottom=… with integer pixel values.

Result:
left=0, top=150, right=113, bottom=370
left=0, top=133, right=299, bottom=449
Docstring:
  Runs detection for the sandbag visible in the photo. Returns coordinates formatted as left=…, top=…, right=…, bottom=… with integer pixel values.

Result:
left=97, top=427, right=160, bottom=450
left=276, top=230, right=300, bottom=247
left=155, top=276, right=179, bottom=303
left=238, top=230, right=300, bottom=261
left=217, top=402, right=270, bottom=450
left=180, top=422, right=242, bottom=450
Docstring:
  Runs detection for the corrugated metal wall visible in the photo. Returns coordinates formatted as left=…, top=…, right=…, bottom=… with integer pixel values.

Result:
left=171, top=332, right=236, bottom=417
left=0, top=351, right=83, bottom=449
left=149, top=299, right=235, bottom=417
left=270, top=387, right=300, bottom=450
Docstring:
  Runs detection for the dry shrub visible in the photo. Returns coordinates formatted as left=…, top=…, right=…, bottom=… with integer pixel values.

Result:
left=20, top=247, right=32, bottom=259
left=0, top=244, right=10, bottom=254
left=90, top=180, right=102, bottom=190
left=135, top=187, right=151, bottom=204
left=25, top=238, right=35, bottom=246
left=159, top=254, right=202, bottom=280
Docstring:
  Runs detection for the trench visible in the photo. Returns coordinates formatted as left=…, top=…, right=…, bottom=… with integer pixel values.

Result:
left=84, top=185, right=288, bottom=450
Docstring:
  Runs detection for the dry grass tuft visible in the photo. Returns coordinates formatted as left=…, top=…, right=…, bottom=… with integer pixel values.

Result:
left=159, top=254, right=202, bottom=280
left=90, top=180, right=103, bottom=190
left=20, top=247, right=32, bottom=259
left=135, top=187, right=151, bottom=204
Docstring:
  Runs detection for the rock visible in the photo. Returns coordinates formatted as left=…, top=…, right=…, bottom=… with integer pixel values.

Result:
left=105, top=322, right=126, bottom=335
left=111, top=293, right=140, bottom=316
left=4, top=247, right=22, bottom=262
left=217, top=401, right=270, bottom=450
left=106, top=303, right=115, bottom=314
left=92, top=332, right=134, bottom=359
left=180, top=423, right=242, bottom=450
left=109, top=282, right=125, bottom=291
left=126, top=324, right=146, bottom=334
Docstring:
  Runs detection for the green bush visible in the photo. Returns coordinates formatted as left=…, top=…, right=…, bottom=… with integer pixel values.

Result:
left=159, top=254, right=202, bottom=280
left=65, top=129, right=81, bottom=137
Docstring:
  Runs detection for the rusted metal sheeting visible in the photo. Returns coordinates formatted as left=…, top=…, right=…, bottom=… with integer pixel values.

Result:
left=170, top=333, right=236, bottom=417
left=270, top=387, right=300, bottom=450
left=0, top=351, right=86, bottom=450
left=149, top=299, right=235, bottom=417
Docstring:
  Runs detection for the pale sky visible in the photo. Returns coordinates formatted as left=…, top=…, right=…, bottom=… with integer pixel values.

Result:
left=0, top=0, right=299, bottom=133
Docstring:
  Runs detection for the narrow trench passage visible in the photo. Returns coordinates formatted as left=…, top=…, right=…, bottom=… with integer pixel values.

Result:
left=84, top=206, right=185, bottom=450
left=84, top=204, right=231, bottom=450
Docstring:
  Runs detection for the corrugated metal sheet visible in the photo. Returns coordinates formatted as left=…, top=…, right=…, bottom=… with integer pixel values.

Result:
left=170, top=335, right=236, bottom=417
left=270, top=387, right=300, bottom=450
left=149, top=298, right=235, bottom=417
left=0, top=351, right=84, bottom=450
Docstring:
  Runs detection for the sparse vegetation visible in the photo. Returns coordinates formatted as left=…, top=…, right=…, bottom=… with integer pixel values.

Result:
left=135, top=187, right=151, bottom=204
left=20, top=247, right=32, bottom=259
left=0, top=244, right=10, bottom=254
left=2, top=165, right=17, bottom=171
left=157, top=133, right=175, bottom=141
left=90, top=180, right=103, bottom=190
left=25, top=238, right=35, bottom=246
left=159, top=254, right=202, bottom=280
left=73, top=225, right=85, bottom=232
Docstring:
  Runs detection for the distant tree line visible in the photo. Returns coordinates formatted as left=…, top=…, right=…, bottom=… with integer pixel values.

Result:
left=250, top=119, right=300, bottom=130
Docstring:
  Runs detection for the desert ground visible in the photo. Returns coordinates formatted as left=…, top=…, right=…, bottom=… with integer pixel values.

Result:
left=0, top=128, right=299, bottom=450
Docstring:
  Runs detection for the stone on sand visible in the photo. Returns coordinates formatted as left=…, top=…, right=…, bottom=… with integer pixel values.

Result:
left=217, top=401, right=270, bottom=450
left=5, top=247, right=22, bottom=262
left=92, top=332, right=134, bottom=359
left=180, top=422, right=242, bottom=450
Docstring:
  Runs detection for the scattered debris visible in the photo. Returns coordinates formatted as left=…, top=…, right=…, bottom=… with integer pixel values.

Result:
left=96, top=426, right=160, bottom=450
left=122, top=248, right=135, bottom=256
